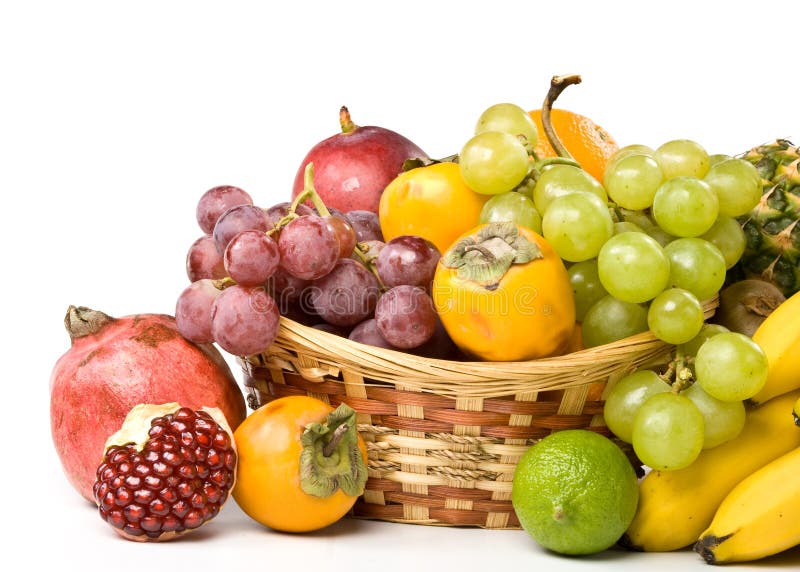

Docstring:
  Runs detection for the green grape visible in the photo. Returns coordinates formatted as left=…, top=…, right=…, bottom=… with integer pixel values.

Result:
left=700, top=215, right=747, bottom=269
left=614, top=221, right=645, bottom=235
left=568, top=259, right=608, bottom=321
left=475, top=103, right=538, bottom=148
left=708, top=153, right=732, bottom=167
left=597, top=231, right=670, bottom=303
left=664, top=238, right=727, bottom=301
left=607, top=144, right=656, bottom=172
left=632, top=392, right=705, bottom=470
left=532, top=164, right=607, bottom=214
left=479, top=191, right=542, bottom=233
left=683, top=383, right=746, bottom=449
left=603, top=369, right=671, bottom=443
left=603, top=153, right=664, bottom=210
left=644, top=224, right=676, bottom=247
left=647, top=288, right=704, bottom=345
left=704, top=158, right=763, bottom=217
left=460, top=131, right=529, bottom=195
left=695, top=332, right=769, bottom=401
left=542, top=192, right=614, bottom=262
left=618, top=208, right=655, bottom=230
left=655, top=139, right=710, bottom=179
left=581, top=295, right=649, bottom=348
left=678, top=323, right=729, bottom=357
left=651, top=177, right=719, bottom=237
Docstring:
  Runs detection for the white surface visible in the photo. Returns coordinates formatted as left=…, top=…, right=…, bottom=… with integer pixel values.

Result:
left=3, top=1, right=799, bottom=570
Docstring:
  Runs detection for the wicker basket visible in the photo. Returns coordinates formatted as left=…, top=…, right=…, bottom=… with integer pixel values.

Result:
left=239, top=301, right=716, bottom=529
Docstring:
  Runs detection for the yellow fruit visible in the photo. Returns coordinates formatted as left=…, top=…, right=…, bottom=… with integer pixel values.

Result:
left=750, top=289, right=800, bottom=404
left=695, top=447, right=800, bottom=563
left=622, top=389, right=800, bottom=552
left=378, top=161, right=489, bottom=254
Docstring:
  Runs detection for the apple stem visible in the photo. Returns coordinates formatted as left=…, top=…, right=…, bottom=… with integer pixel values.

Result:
left=339, top=106, right=358, bottom=134
left=541, top=74, right=581, bottom=160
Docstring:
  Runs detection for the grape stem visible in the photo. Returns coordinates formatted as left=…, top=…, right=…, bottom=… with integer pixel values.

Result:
left=267, top=163, right=331, bottom=236
left=541, top=74, right=581, bottom=161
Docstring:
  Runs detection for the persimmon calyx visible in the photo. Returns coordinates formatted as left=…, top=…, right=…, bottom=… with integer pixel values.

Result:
left=299, top=403, right=367, bottom=498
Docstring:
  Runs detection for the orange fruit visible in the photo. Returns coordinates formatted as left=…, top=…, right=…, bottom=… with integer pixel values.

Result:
left=529, top=109, right=619, bottom=183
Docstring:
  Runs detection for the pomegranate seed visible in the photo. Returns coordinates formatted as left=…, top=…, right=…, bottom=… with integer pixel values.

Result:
left=152, top=461, right=172, bottom=477
left=183, top=510, right=203, bottom=529
left=133, top=489, right=155, bottom=504
left=140, top=515, right=163, bottom=533
left=124, top=475, right=141, bottom=488
left=177, top=464, right=196, bottom=480
left=203, top=483, right=221, bottom=504
left=100, top=491, right=115, bottom=511
left=162, top=450, right=182, bottom=467
left=159, top=487, right=178, bottom=503
left=148, top=498, right=169, bottom=517
left=161, top=515, right=181, bottom=532
left=206, top=449, right=222, bottom=469
left=123, top=523, right=145, bottom=536
left=172, top=500, right=190, bottom=518
left=106, top=509, right=126, bottom=529
left=177, top=481, right=194, bottom=498
left=143, top=475, right=163, bottom=490
left=212, top=432, right=230, bottom=449
left=124, top=504, right=146, bottom=522
left=134, top=464, right=151, bottom=477
left=114, top=487, right=132, bottom=507
left=190, top=492, right=206, bottom=509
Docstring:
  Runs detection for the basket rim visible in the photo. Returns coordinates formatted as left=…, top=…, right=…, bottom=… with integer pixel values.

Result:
left=241, top=297, right=716, bottom=397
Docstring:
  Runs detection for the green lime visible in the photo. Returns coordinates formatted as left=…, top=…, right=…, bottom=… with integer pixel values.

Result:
left=511, top=429, right=639, bottom=555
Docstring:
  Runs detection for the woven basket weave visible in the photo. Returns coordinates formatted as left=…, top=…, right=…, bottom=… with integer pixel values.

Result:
left=239, top=301, right=716, bottom=529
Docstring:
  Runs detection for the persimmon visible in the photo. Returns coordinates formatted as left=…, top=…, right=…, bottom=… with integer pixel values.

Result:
left=232, top=396, right=368, bottom=533
left=432, top=222, right=575, bottom=362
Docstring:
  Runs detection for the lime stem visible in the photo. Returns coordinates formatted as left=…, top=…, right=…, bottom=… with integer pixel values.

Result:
left=323, top=422, right=350, bottom=457
left=541, top=74, right=582, bottom=160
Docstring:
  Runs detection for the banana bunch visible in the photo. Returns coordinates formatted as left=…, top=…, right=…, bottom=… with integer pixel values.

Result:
left=750, top=289, right=800, bottom=404
left=622, top=389, right=800, bottom=553
left=695, top=447, right=800, bottom=563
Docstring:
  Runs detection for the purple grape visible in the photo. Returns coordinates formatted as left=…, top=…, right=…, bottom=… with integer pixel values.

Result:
left=264, top=201, right=314, bottom=232
left=345, top=210, right=384, bottom=242
left=212, top=204, right=270, bottom=254
left=210, top=285, right=281, bottom=356
left=196, top=185, right=253, bottom=234
left=266, top=266, right=310, bottom=309
left=278, top=214, right=339, bottom=280
left=175, top=279, right=221, bottom=343
left=376, top=235, right=441, bottom=289
left=349, top=318, right=397, bottom=350
left=375, top=285, right=437, bottom=349
left=186, top=235, right=226, bottom=282
left=223, top=230, right=280, bottom=286
left=308, top=258, right=380, bottom=327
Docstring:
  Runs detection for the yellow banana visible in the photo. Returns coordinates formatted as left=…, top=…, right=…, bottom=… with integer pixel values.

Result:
left=621, top=389, right=800, bottom=552
left=695, top=447, right=800, bottom=563
left=750, top=290, right=800, bottom=405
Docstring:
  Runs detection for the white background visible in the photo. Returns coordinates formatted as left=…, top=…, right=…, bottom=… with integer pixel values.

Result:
left=3, top=1, right=799, bottom=570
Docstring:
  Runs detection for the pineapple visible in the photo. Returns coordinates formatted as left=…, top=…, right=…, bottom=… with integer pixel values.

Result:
left=735, top=139, right=800, bottom=297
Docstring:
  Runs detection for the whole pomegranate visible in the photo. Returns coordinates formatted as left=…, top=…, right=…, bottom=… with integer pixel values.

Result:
left=50, top=306, right=247, bottom=503
left=291, top=106, right=427, bottom=214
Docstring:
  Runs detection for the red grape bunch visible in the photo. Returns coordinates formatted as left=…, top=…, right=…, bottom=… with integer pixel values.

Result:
left=176, top=165, right=457, bottom=359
